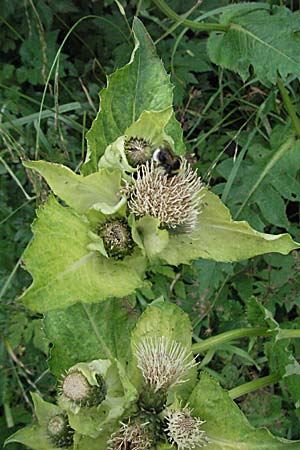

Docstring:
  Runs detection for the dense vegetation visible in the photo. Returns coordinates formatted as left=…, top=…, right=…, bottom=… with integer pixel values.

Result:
left=1, top=0, right=300, bottom=448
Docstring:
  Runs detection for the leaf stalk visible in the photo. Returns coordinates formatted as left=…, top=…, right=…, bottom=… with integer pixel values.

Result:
left=277, top=77, right=300, bottom=139
left=229, top=373, right=280, bottom=400
left=152, top=0, right=229, bottom=32
left=192, top=328, right=268, bottom=354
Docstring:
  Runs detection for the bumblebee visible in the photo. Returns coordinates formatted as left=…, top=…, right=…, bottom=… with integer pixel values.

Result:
left=152, top=146, right=182, bottom=176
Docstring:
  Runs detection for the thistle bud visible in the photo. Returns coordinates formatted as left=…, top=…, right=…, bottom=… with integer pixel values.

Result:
left=124, top=136, right=153, bottom=167
left=98, top=218, right=134, bottom=259
left=61, top=370, right=107, bottom=407
left=47, top=414, right=74, bottom=448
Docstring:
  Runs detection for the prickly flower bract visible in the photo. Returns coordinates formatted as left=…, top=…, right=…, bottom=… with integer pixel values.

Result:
left=58, top=359, right=138, bottom=439
left=135, top=336, right=197, bottom=393
left=165, top=406, right=208, bottom=449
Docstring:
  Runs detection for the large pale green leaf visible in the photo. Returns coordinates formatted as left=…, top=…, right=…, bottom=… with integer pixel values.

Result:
left=5, top=426, right=54, bottom=450
left=207, top=5, right=300, bottom=83
left=189, top=372, right=300, bottom=449
left=20, top=197, right=146, bottom=312
left=75, top=431, right=112, bottom=450
left=84, top=17, right=184, bottom=174
left=158, top=188, right=300, bottom=265
left=24, top=161, right=125, bottom=214
left=43, top=298, right=138, bottom=377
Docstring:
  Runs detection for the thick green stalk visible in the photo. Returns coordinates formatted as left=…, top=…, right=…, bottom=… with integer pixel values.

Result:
left=277, top=77, right=300, bottom=138
left=192, top=328, right=268, bottom=354
left=229, top=373, right=280, bottom=400
left=277, top=329, right=300, bottom=339
left=152, top=0, right=229, bottom=32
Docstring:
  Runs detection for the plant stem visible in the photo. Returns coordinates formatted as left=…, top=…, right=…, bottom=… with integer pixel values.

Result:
left=229, top=373, right=280, bottom=400
left=277, top=77, right=300, bottom=138
left=277, top=329, right=300, bottom=339
left=192, top=328, right=268, bottom=354
left=152, top=0, right=229, bottom=32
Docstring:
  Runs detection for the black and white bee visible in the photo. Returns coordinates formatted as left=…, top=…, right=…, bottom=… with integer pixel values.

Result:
left=152, top=145, right=182, bottom=177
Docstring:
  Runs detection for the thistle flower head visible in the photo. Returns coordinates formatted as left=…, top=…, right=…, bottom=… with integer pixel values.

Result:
left=165, top=407, right=208, bottom=449
left=60, top=370, right=107, bottom=407
left=126, top=160, right=203, bottom=231
left=47, top=413, right=74, bottom=448
left=108, top=420, right=152, bottom=450
left=98, top=218, right=134, bottom=259
left=135, top=336, right=197, bottom=393
left=124, top=136, right=153, bottom=167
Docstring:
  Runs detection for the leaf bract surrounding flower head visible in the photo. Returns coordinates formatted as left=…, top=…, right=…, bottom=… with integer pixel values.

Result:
left=24, top=160, right=126, bottom=215
left=58, top=359, right=136, bottom=439
left=99, top=108, right=175, bottom=175
left=4, top=393, right=73, bottom=450
left=20, top=197, right=146, bottom=312
left=84, top=17, right=184, bottom=175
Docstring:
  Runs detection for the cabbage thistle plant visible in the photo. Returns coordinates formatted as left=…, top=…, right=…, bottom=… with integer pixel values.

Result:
left=18, top=19, right=299, bottom=313
left=6, top=301, right=299, bottom=449
left=6, top=15, right=300, bottom=450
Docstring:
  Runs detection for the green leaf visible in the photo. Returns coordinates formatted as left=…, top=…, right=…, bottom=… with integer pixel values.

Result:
left=247, top=297, right=300, bottom=408
left=217, top=129, right=300, bottom=229
left=84, top=17, right=184, bottom=174
left=43, top=298, right=138, bottom=377
left=265, top=339, right=300, bottom=412
left=189, top=372, right=300, bottom=449
left=24, top=161, right=125, bottom=214
left=74, top=430, right=112, bottom=450
left=5, top=394, right=62, bottom=450
left=158, top=188, right=300, bottom=265
left=207, top=5, right=300, bottom=83
left=5, top=425, right=55, bottom=450
left=135, top=216, right=169, bottom=260
left=20, top=197, right=146, bottom=312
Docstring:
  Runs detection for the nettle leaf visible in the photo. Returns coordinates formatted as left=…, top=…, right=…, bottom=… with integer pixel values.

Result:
left=43, top=298, right=138, bottom=377
left=247, top=298, right=300, bottom=409
left=189, top=372, right=300, bottom=449
left=216, top=128, right=300, bottom=231
left=84, top=17, right=184, bottom=174
left=20, top=197, right=146, bottom=312
left=130, top=300, right=197, bottom=400
left=158, top=188, right=300, bottom=265
left=208, top=4, right=300, bottom=83
left=266, top=339, right=300, bottom=410
left=24, top=161, right=125, bottom=214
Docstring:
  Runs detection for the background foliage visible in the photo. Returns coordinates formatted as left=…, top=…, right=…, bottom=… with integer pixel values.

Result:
left=1, top=0, right=300, bottom=447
